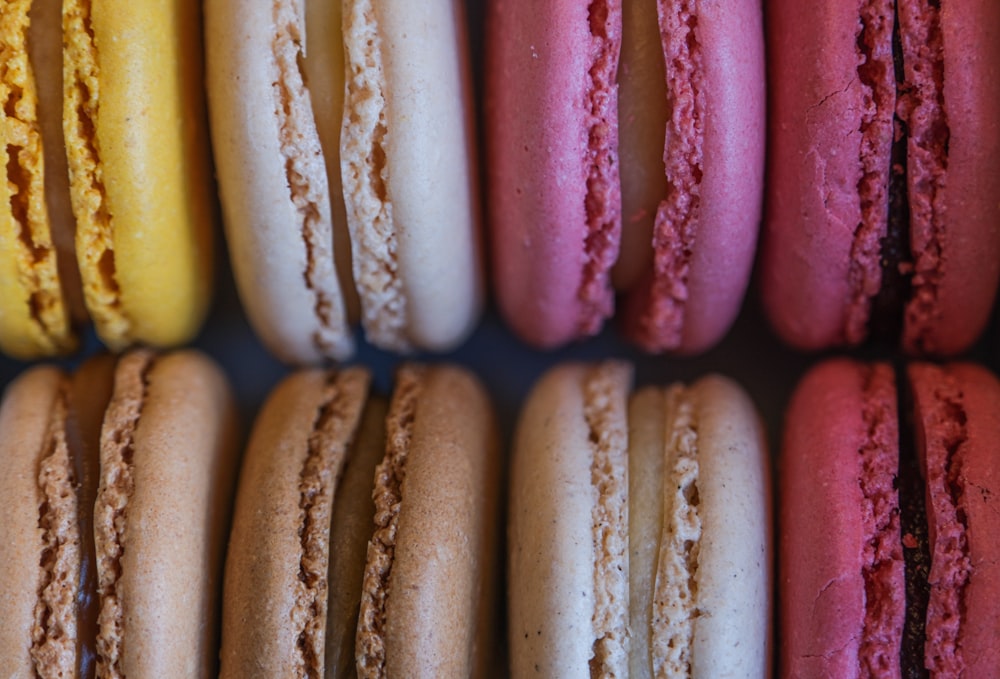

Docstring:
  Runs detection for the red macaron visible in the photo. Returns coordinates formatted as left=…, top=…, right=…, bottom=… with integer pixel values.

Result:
left=781, top=359, right=1000, bottom=676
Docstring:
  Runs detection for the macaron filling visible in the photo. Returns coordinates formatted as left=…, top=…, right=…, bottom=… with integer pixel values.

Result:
left=625, top=0, right=705, bottom=352
left=271, top=0, right=352, bottom=360
left=848, top=1, right=948, bottom=352
left=356, top=365, right=421, bottom=676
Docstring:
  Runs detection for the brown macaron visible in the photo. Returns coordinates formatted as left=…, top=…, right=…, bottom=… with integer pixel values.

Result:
left=0, top=349, right=239, bottom=676
left=220, top=363, right=500, bottom=678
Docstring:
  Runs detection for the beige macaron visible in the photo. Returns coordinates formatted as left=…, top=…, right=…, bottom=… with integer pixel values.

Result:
left=0, top=349, right=239, bottom=676
left=206, top=0, right=482, bottom=363
left=221, top=363, right=500, bottom=677
left=508, top=362, right=771, bottom=677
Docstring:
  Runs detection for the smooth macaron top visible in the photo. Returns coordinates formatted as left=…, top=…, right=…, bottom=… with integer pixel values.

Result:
left=762, top=2, right=1000, bottom=355
left=207, top=0, right=482, bottom=364
left=509, top=362, right=770, bottom=677
left=0, top=0, right=214, bottom=359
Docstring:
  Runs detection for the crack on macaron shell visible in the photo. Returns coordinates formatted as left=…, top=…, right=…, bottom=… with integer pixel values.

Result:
left=342, top=0, right=409, bottom=352
left=0, top=0, right=74, bottom=355
left=94, top=350, right=152, bottom=678
left=31, top=387, right=80, bottom=677
left=64, top=0, right=129, bottom=347
left=910, top=365, right=971, bottom=675
left=627, top=0, right=703, bottom=352
left=857, top=363, right=904, bottom=676
left=652, top=390, right=701, bottom=677
left=583, top=364, right=629, bottom=676
left=576, top=0, right=621, bottom=338
left=271, top=0, right=353, bottom=360
left=846, top=0, right=896, bottom=346
left=896, top=1, right=948, bottom=355
left=291, top=371, right=367, bottom=678
left=356, top=365, right=422, bottom=678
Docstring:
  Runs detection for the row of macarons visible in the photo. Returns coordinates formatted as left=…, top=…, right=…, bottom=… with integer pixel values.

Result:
left=2, top=348, right=993, bottom=676
left=3, top=2, right=998, bottom=363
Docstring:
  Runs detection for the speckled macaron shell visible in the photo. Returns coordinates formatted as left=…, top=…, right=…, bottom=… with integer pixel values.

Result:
left=509, top=363, right=770, bottom=676
left=207, top=0, right=482, bottom=363
left=220, top=367, right=378, bottom=677
left=94, top=350, right=239, bottom=675
left=762, top=2, right=1000, bottom=355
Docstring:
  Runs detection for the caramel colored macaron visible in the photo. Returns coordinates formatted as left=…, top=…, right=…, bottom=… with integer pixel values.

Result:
left=221, top=363, right=500, bottom=677
left=0, top=349, right=239, bottom=676
left=0, top=0, right=214, bottom=358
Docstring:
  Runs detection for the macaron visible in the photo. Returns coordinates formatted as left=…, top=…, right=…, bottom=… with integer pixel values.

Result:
left=486, top=1, right=765, bottom=353
left=0, top=348, right=239, bottom=676
left=508, top=362, right=771, bottom=676
left=781, top=359, right=1000, bottom=675
left=206, top=0, right=483, bottom=363
left=220, top=363, right=500, bottom=677
left=762, top=3, right=1000, bottom=355
left=0, top=0, right=215, bottom=358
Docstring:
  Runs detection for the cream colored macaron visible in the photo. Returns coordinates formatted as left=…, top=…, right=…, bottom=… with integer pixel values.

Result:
left=220, top=363, right=500, bottom=677
left=0, top=0, right=215, bottom=358
left=509, top=362, right=771, bottom=677
left=0, top=349, right=239, bottom=676
left=206, top=0, right=483, bottom=363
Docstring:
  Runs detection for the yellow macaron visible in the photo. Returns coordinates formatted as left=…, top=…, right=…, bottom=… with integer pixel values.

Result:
left=0, top=0, right=213, bottom=359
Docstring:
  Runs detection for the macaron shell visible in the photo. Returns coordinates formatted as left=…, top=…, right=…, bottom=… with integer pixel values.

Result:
left=508, top=362, right=631, bottom=677
left=620, top=0, right=764, bottom=354
left=486, top=0, right=621, bottom=348
left=220, top=367, right=371, bottom=677
left=95, top=350, right=238, bottom=676
left=206, top=0, right=354, bottom=363
left=761, top=0, right=877, bottom=351
left=0, top=366, right=64, bottom=676
left=359, top=365, right=499, bottom=677
left=342, top=0, right=482, bottom=353
left=0, top=0, right=74, bottom=358
left=904, top=2, right=1000, bottom=355
left=908, top=362, right=1000, bottom=674
left=684, top=375, right=771, bottom=675
left=65, top=0, right=213, bottom=350
left=780, top=359, right=902, bottom=677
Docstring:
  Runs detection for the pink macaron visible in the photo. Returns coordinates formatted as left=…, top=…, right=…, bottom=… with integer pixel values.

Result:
left=781, top=358, right=1000, bottom=676
left=762, top=2, right=1000, bottom=355
left=486, top=0, right=764, bottom=353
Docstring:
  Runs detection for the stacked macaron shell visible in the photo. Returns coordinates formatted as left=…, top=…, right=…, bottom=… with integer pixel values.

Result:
left=0, top=0, right=215, bottom=359
left=220, top=364, right=500, bottom=677
left=487, top=1, right=765, bottom=353
left=781, top=359, right=1000, bottom=676
left=206, top=0, right=483, bottom=364
left=0, top=349, right=238, bottom=676
left=508, top=362, right=771, bottom=676
left=762, top=2, right=1000, bottom=355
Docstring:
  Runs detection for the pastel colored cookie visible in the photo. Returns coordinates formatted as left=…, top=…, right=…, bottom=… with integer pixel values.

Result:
left=487, top=0, right=764, bottom=353
left=508, top=362, right=771, bottom=676
left=781, top=359, right=1000, bottom=675
left=0, top=349, right=239, bottom=676
left=0, top=0, right=214, bottom=358
left=206, top=0, right=483, bottom=363
left=762, top=2, right=1000, bottom=354
left=220, top=363, right=500, bottom=677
